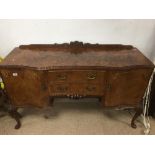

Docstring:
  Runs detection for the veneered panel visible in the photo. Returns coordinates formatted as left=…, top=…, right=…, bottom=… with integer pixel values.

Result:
left=105, top=69, right=153, bottom=107
left=1, top=68, right=49, bottom=107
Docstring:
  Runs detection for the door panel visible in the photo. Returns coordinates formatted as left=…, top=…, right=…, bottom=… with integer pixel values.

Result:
left=105, top=69, right=153, bottom=107
left=1, top=68, right=48, bottom=107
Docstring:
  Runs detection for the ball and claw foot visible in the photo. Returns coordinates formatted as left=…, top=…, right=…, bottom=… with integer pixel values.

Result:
left=14, top=120, right=21, bottom=129
left=44, top=115, right=49, bottom=119
left=131, top=122, right=137, bottom=129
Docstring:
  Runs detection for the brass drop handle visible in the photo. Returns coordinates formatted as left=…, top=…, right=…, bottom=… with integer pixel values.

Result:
left=87, top=73, right=96, bottom=80
left=57, top=74, right=67, bottom=80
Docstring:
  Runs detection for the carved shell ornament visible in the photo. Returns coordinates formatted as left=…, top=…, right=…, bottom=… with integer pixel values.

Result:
left=69, top=41, right=85, bottom=54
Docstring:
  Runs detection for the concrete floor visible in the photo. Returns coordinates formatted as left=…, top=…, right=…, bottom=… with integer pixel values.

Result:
left=0, top=98, right=155, bottom=135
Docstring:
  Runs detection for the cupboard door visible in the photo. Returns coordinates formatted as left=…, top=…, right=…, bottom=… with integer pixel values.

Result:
left=1, top=69, right=48, bottom=107
left=105, top=69, right=153, bottom=107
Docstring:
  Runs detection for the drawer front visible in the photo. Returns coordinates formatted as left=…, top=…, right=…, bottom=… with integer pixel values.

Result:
left=70, top=83, right=104, bottom=96
left=49, top=82, right=104, bottom=96
left=71, top=71, right=105, bottom=83
left=84, top=84, right=103, bottom=95
left=48, top=71, right=70, bottom=83
left=49, top=83, right=71, bottom=95
left=47, top=70, right=105, bottom=83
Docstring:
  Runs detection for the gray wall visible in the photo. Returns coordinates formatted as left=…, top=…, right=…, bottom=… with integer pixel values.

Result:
left=0, top=19, right=155, bottom=63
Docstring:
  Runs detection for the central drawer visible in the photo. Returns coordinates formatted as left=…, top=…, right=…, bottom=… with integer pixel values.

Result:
left=47, top=70, right=105, bottom=83
left=49, top=82, right=104, bottom=96
left=47, top=70, right=106, bottom=96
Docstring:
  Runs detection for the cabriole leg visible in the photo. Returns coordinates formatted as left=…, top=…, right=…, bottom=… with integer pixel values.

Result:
left=99, top=96, right=105, bottom=107
left=44, top=97, right=56, bottom=119
left=9, top=107, right=22, bottom=129
left=49, top=97, right=54, bottom=107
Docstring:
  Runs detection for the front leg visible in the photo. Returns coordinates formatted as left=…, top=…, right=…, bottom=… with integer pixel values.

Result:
left=99, top=96, right=105, bottom=107
left=131, top=106, right=143, bottom=128
left=49, top=97, right=54, bottom=107
left=44, top=97, right=56, bottom=119
left=9, top=107, right=22, bottom=129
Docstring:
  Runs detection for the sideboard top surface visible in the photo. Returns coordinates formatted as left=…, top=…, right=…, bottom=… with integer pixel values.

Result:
left=0, top=41, right=154, bottom=70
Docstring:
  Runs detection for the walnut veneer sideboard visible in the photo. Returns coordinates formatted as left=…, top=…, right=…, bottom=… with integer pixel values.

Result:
left=0, top=41, right=154, bottom=129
